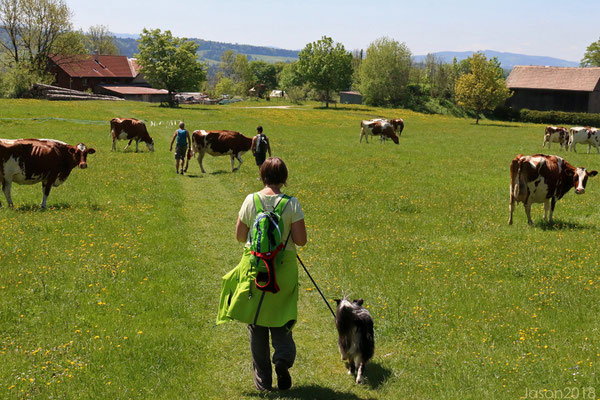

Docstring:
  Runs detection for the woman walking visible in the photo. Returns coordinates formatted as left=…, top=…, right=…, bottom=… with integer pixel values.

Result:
left=217, top=157, right=307, bottom=391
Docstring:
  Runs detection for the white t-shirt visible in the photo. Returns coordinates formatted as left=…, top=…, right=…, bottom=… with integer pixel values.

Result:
left=239, top=192, right=304, bottom=251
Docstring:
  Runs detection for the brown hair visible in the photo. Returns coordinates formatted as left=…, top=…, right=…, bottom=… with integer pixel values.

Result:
left=260, top=157, right=288, bottom=186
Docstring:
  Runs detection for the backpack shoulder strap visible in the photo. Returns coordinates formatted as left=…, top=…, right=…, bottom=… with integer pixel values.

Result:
left=273, top=194, right=290, bottom=215
left=253, top=192, right=264, bottom=213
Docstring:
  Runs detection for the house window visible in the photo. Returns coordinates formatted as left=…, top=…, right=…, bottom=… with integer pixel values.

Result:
left=82, top=78, right=88, bottom=87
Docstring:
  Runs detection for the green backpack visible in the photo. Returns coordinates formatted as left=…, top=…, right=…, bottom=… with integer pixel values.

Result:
left=249, top=193, right=291, bottom=293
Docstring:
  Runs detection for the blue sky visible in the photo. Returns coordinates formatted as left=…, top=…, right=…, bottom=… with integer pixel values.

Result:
left=66, top=0, right=599, bottom=62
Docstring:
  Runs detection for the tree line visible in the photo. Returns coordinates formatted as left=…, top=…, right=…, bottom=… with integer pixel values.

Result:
left=2, top=0, right=600, bottom=121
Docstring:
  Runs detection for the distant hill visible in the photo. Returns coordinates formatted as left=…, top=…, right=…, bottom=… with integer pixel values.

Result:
left=413, top=50, right=580, bottom=69
left=112, top=34, right=299, bottom=65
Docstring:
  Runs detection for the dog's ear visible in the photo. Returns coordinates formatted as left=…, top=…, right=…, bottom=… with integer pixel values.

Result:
left=353, top=299, right=364, bottom=306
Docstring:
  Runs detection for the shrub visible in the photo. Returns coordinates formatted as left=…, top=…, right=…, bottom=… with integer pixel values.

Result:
left=0, top=64, right=53, bottom=98
left=286, top=86, right=306, bottom=104
left=518, top=109, right=600, bottom=127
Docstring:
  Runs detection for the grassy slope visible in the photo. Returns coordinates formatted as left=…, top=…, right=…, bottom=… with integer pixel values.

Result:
left=1, top=100, right=599, bottom=399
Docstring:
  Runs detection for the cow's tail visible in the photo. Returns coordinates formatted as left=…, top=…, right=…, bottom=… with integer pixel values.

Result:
left=190, top=134, right=199, bottom=158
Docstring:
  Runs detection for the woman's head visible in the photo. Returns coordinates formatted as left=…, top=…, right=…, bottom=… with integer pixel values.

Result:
left=260, top=157, right=288, bottom=186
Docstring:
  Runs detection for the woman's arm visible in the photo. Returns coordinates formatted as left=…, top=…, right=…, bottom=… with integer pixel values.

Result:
left=235, top=218, right=249, bottom=243
left=291, top=219, right=307, bottom=246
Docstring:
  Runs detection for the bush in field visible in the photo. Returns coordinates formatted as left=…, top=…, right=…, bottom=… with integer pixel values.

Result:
left=286, top=85, right=307, bottom=104
left=0, top=62, right=52, bottom=98
left=519, top=109, right=600, bottom=127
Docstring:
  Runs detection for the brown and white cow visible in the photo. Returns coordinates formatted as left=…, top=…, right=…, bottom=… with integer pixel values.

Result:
left=0, top=139, right=96, bottom=208
left=360, top=119, right=399, bottom=144
left=508, top=154, right=597, bottom=225
left=110, top=118, right=154, bottom=152
left=190, top=130, right=252, bottom=173
left=568, top=126, right=599, bottom=153
left=542, top=126, right=568, bottom=150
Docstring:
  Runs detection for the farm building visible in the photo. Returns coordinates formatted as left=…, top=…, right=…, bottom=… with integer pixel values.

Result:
left=96, top=85, right=169, bottom=103
left=47, top=54, right=167, bottom=102
left=506, top=66, right=600, bottom=113
left=339, top=91, right=362, bottom=105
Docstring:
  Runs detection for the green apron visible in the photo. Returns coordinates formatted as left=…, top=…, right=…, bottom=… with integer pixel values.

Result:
left=217, top=247, right=298, bottom=328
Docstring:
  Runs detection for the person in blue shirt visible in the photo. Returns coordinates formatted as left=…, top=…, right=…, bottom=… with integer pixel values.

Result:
left=170, top=122, right=191, bottom=174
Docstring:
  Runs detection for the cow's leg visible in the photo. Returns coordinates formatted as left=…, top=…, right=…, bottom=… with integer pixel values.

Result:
left=571, top=143, right=577, bottom=152
left=524, top=203, right=533, bottom=225
left=40, top=181, right=52, bottom=209
left=2, top=179, right=13, bottom=207
left=360, top=128, right=364, bottom=143
left=135, top=139, right=140, bottom=153
left=233, top=154, right=243, bottom=171
left=124, top=139, right=132, bottom=151
left=588, top=144, right=591, bottom=154
left=543, top=199, right=550, bottom=221
left=111, top=133, right=117, bottom=151
left=548, top=197, right=557, bottom=223
left=508, top=185, right=517, bottom=225
left=197, top=151, right=206, bottom=173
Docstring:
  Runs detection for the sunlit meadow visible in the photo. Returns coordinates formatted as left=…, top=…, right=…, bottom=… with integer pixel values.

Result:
left=0, top=99, right=599, bottom=399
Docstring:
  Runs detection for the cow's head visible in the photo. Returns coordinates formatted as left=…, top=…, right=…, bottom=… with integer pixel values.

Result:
left=390, top=134, right=399, bottom=144
left=573, top=167, right=598, bottom=194
left=70, top=143, right=96, bottom=169
left=146, top=139, right=155, bottom=152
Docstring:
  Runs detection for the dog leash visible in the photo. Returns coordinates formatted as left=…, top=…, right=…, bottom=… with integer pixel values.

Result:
left=297, top=255, right=336, bottom=319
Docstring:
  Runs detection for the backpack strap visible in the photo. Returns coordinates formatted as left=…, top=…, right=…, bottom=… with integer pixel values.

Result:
left=253, top=192, right=264, bottom=213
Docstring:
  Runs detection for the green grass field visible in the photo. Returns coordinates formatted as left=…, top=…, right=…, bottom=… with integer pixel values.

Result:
left=1, top=99, right=599, bottom=399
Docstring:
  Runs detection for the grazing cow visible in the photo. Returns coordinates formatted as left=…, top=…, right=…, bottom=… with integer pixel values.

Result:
left=568, top=126, right=600, bottom=153
left=0, top=139, right=96, bottom=208
left=543, top=126, right=569, bottom=150
left=508, top=154, right=597, bottom=225
left=190, top=130, right=252, bottom=173
left=360, top=119, right=399, bottom=144
left=110, top=118, right=154, bottom=152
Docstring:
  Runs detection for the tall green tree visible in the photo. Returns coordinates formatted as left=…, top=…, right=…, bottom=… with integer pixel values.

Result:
left=297, top=36, right=352, bottom=108
left=454, top=52, right=512, bottom=124
left=249, top=60, right=277, bottom=90
left=136, top=28, right=206, bottom=106
left=359, top=37, right=411, bottom=106
left=0, top=0, right=72, bottom=69
left=278, top=61, right=304, bottom=90
left=86, top=25, right=118, bottom=55
left=581, top=37, right=600, bottom=67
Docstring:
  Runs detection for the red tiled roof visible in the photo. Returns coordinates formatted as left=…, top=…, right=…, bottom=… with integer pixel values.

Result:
left=50, top=55, right=136, bottom=78
left=506, top=66, right=600, bottom=92
left=98, top=85, right=168, bottom=95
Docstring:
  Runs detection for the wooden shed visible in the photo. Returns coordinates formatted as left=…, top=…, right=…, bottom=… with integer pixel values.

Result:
left=339, top=91, right=363, bottom=105
left=506, top=66, right=600, bottom=113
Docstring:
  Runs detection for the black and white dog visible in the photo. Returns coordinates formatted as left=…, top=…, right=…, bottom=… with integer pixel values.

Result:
left=334, top=298, right=375, bottom=384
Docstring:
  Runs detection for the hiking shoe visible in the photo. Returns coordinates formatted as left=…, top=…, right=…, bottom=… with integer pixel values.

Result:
left=275, top=364, right=291, bottom=390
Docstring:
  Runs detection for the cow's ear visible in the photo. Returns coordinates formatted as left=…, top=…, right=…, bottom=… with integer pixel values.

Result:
left=354, top=299, right=364, bottom=306
left=87, top=148, right=96, bottom=154
left=334, top=299, right=341, bottom=305
left=589, top=170, right=598, bottom=177
left=68, top=147, right=76, bottom=155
